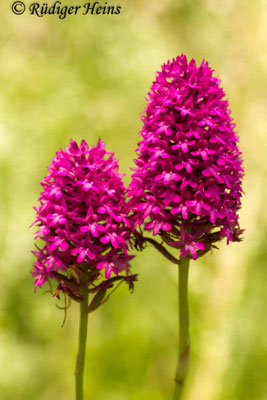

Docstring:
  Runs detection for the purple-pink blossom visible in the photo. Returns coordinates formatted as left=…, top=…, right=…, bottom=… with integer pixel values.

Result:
left=129, top=54, right=244, bottom=260
left=32, top=139, right=135, bottom=300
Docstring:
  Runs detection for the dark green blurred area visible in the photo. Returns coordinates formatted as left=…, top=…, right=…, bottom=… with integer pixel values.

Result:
left=0, top=0, right=266, bottom=399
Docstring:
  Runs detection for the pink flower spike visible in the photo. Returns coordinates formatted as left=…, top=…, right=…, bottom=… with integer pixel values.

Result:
left=129, top=54, right=244, bottom=260
left=32, top=139, right=135, bottom=295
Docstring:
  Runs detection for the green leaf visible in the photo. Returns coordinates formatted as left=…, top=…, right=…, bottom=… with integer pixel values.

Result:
left=88, top=289, right=107, bottom=313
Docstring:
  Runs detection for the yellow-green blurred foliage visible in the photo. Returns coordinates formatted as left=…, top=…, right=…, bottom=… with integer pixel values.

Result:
left=0, top=0, right=267, bottom=399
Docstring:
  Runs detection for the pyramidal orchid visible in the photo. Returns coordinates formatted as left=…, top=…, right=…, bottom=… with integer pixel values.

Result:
left=129, top=54, right=244, bottom=399
left=32, top=139, right=136, bottom=400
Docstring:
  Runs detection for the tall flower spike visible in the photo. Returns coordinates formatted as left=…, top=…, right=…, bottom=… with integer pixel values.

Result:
left=32, top=139, right=136, bottom=303
left=129, top=54, right=244, bottom=260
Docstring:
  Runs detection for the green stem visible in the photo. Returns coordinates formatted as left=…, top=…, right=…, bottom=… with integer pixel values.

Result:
left=75, top=287, right=89, bottom=400
left=173, top=257, right=190, bottom=400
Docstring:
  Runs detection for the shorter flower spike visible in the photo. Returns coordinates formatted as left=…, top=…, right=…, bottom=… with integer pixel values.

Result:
left=32, top=139, right=136, bottom=305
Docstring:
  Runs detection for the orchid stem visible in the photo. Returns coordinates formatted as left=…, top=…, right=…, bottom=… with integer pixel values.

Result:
left=75, top=287, right=89, bottom=400
left=173, top=257, right=190, bottom=400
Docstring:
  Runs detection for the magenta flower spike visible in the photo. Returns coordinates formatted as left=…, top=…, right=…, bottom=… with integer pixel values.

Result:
left=129, top=55, right=244, bottom=399
left=32, top=139, right=136, bottom=400
left=129, top=54, right=244, bottom=257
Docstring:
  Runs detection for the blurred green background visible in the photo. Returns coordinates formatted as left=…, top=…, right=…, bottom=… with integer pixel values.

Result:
left=0, top=0, right=267, bottom=399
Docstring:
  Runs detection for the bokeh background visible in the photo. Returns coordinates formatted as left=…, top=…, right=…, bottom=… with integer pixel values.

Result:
left=1, top=0, right=267, bottom=399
